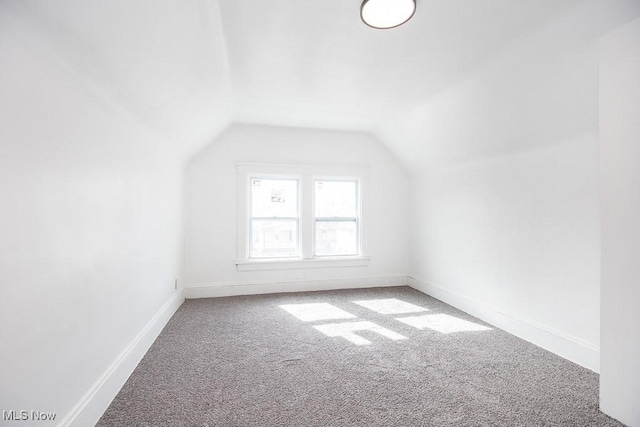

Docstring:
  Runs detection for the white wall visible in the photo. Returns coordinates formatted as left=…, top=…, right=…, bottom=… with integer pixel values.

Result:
left=0, top=2, right=230, bottom=425
left=184, top=124, right=410, bottom=292
left=382, top=0, right=640, bottom=371
left=408, top=137, right=601, bottom=358
left=599, top=16, right=640, bottom=427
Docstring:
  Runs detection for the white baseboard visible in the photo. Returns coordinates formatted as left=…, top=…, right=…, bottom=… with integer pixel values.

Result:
left=59, top=289, right=185, bottom=427
left=408, top=277, right=600, bottom=373
left=185, top=276, right=408, bottom=299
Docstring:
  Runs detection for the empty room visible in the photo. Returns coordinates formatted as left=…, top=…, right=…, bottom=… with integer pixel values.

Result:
left=1, top=0, right=639, bottom=426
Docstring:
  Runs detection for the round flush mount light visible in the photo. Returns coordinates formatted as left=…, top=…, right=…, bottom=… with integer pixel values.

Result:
left=361, top=0, right=416, bottom=29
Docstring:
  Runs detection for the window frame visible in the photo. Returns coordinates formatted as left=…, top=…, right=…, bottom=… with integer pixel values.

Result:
left=236, top=163, right=370, bottom=271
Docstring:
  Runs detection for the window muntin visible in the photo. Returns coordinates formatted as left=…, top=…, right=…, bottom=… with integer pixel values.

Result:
left=249, top=178, right=299, bottom=259
left=314, top=180, right=359, bottom=256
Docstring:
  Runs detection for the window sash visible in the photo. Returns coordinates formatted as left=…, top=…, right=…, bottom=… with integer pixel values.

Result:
left=249, top=218, right=300, bottom=259
left=249, top=177, right=299, bottom=219
left=314, top=219, right=359, bottom=257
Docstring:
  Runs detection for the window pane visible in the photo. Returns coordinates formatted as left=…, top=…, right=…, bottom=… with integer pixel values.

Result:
left=251, top=179, right=298, bottom=218
left=315, top=181, right=357, bottom=217
left=251, top=220, right=298, bottom=258
left=315, top=221, right=357, bottom=256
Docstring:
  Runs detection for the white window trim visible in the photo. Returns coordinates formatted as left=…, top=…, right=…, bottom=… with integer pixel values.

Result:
left=236, top=162, right=371, bottom=271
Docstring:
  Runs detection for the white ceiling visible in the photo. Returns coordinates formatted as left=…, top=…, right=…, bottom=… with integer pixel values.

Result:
left=4, top=0, right=632, bottom=155
left=4, top=0, right=233, bottom=152
left=219, top=0, right=582, bottom=131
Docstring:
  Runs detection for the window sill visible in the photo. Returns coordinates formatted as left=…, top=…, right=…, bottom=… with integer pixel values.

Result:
left=236, top=257, right=370, bottom=271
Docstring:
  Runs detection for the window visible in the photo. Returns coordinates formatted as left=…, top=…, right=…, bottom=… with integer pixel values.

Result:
left=237, top=163, right=370, bottom=270
left=314, top=180, right=358, bottom=256
left=250, top=178, right=299, bottom=258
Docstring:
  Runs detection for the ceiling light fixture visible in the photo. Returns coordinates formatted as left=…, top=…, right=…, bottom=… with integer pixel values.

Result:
left=361, top=0, right=416, bottom=29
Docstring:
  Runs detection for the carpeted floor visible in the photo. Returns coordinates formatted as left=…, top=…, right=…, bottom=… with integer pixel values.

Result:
left=98, top=286, right=620, bottom=426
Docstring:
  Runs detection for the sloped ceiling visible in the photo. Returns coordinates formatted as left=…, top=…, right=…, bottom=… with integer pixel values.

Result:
left=3, top=0, right=233, bottom=158
left=5, top=0, right=636, bottom=162
left=219, top=0, right=581, bottom=131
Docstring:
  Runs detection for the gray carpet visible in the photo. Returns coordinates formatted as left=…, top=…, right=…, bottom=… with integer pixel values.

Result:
left=98, top=286, right=620, bottom=426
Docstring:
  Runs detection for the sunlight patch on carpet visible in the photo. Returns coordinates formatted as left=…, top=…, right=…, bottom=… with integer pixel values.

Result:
left=313, top=321, right=407, bottom=345
left=279, top=303, right=356, bottom=322
left=353, top=298, right=429, bottom=315
left=396, top=313, right=492, bottom=334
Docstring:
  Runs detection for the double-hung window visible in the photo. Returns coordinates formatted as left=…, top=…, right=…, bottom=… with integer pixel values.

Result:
left=314, top=180, right=359, bottom=256
left=249, top=178, right=299, bottom=259
left=237, top=163, right=369, bottom=270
